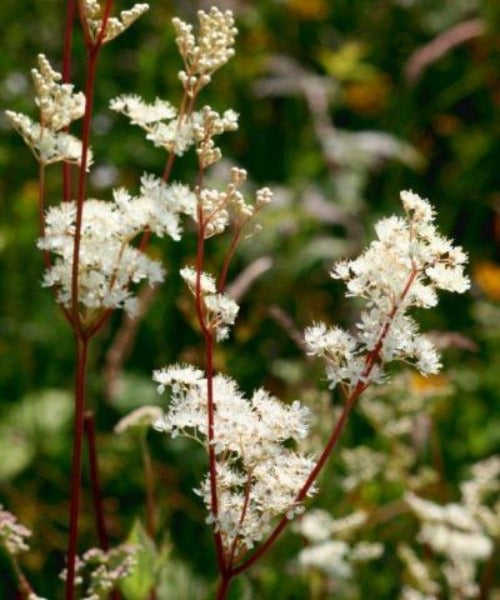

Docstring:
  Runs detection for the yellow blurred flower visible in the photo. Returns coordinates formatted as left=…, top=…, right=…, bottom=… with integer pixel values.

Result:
left=474, top=261, right=500, bottom=301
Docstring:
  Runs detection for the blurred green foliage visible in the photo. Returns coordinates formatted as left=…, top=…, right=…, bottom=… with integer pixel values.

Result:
left=0, top=0, right=498, bottom=597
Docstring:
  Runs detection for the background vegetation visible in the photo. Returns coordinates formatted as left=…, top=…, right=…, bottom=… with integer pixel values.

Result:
left=0, top=0, right=498, bottom=597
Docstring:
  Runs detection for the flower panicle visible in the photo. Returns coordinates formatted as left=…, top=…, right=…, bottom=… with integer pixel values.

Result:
left=305, top=191, right=470, bottom=393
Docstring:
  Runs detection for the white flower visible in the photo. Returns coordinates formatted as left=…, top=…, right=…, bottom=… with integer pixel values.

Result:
left=83, top=2, right=149, bottom=43
left=307, top=191, right=469, bottom=392
left=31, top=54, right=85, bottom=130
left=6, top=111, right=91, bottom=166
left=155, top=368, right=316, bottom=549
left=37, top=197, right=167, bottom=317
left=173, top=7, right=237, bottom=95
left=110, top=94, right=176, bottom=125
left=0, top=506, right=32, bottom=555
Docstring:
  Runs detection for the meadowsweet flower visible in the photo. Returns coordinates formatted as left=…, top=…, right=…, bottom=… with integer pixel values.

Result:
left=173, top=7, right=237, bottom=96
left=293, top=508, right=367, bottom=543
left=37, top=197, right=166, bottom=318
left=0, top=506, right=32, bottom=555
left=6, top=112, right=89, bottom=166
left=6, top=55, right=88, bottom=166
left=154, top=369, right=316, bottom=551
left=306, top=191, right=469, bottom=392
left=404, top=488, right=494, bottom=599
left=61, top=545, right=136, bottom=600
left=109, top=95, right=177, bottom=126
left=83, top=1, right=149, bottom=43
left=180, top=268, right=239, bottom=341
left=297, top=538, right=383, bottom=579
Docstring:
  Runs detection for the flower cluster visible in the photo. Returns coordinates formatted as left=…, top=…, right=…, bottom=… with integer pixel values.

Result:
left=111, top=97, right=239, bottom=159
left=294, top=508, right=383, bottom=579
left=402, top=457, right=499, bottom=600
left=195, top=167, right=273, bottom=238
left=82, top=1, right=149, bottom=43
left=180, top=267, right=239, bottom=341
left=0, top=505, right=32, bottom=555
left=153, top=365, right=316, bottom=553
left=6, top=55, right=88, bottom=166
left=61, top=545, right=136, bottom=600
left=37, top=174, right=194, bottom=319
left=172, top=7, right=237, bottom=96
left=305, top=191, right=470, bottom=392
left=110, top=7, right=238, bottom=159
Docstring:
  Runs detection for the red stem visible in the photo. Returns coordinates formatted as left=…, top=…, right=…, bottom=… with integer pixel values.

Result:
left=71, top=0, right=113, bottom=332
left=65, top=5, right=114, bottom=598
left=62, top=0, right=76, bottom=202
left=70, top=48, right=98, bottom=334
left=231, top=268, right=419, bottom=576
left=65, top=336, right=89, bottom=600
left=216, top=574, right=233, bottom=600
left=84, top=412, right=123, bottom=600
left=194, top=205, right=226, bottom=574
left=162, top=151, right=175, bottom=181
left=217, top=228, right=241, bottom=293
left=84, top=411, right=109, bottom=551
left=227, top=471, right=253, bottom=570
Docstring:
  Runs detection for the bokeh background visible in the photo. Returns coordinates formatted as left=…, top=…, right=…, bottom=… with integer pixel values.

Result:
left=0, top=0, right=498, bottom=598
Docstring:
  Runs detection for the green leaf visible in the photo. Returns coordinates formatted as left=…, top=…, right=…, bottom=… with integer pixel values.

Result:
left=119, top=521, right=157, bottom=600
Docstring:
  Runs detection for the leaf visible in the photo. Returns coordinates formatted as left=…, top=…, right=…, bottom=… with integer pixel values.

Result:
left=119, top=521, right=158, bottom=600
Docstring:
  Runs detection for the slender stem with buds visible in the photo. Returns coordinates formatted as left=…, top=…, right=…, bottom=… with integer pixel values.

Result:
left=194, top=205, right=226, bottom=574
left=65, top=5, right=114, bottom=599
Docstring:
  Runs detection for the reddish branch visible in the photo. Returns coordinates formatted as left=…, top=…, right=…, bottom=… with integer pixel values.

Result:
left=65, top=4, right=114, bottom=600
left=228, top=268, right=418, bottom=581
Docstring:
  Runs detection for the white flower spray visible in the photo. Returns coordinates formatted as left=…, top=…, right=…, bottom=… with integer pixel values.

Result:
left=5, top=1, right=474, bottom=598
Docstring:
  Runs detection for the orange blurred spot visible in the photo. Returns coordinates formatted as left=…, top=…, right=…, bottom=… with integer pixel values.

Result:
left=474, top=261, right=500, bottom=301
left=344, top=77, right=391, bottom=115
left=410, top=373, right=449, bottom=396
left=432, top=114, right=461, bottom=136
left=287, top=0, right=329, bottom=20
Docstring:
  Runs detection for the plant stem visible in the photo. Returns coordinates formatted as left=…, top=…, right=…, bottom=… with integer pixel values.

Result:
left=216, top=574, right=233, bottom=600
left=84, top=411, right=109, bottom=551
left=62, top=0, right=76, bottom=202
left=217, top=228, right=242, bottom=293
left=70, top=48, right=98, bottom=335
left=194, top=206, right=226, bottom=574
left=141, top=435, right=156, bottom=539
left=65, top=335, right=89, bottom=600
left=71, top=0, right=113, bottom=333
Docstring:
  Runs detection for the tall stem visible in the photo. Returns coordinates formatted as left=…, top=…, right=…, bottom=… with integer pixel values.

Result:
left=84, top=411, right=109, bottom=551
left=65, top=336, right=89, bottom=600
